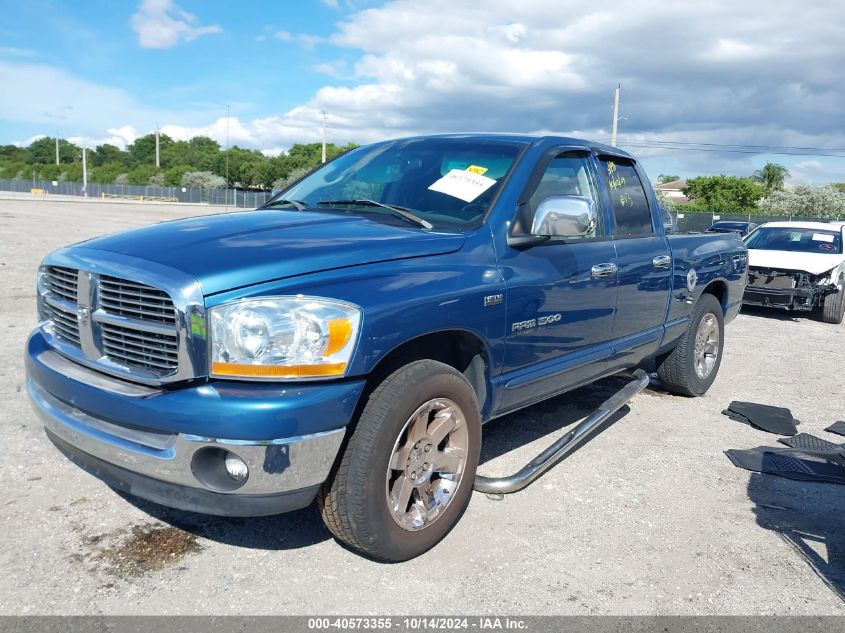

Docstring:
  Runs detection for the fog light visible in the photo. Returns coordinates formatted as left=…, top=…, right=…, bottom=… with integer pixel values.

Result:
left=224, top=452, right=249, bottom=481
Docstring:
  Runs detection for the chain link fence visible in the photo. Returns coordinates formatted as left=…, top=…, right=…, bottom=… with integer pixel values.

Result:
left=0, top=178, right=275, bottom=209
left=670, top=209, right=841, bottom=232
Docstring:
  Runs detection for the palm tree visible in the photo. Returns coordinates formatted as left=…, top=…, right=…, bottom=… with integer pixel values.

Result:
left=752, top=163, right=790, bottom=195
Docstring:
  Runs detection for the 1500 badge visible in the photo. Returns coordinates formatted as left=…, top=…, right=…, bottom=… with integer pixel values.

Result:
left=512, top=313, right=562, bottom=333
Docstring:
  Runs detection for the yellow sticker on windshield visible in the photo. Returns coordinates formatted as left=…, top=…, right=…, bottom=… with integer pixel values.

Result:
left=466, top=165, right=488, bottom=175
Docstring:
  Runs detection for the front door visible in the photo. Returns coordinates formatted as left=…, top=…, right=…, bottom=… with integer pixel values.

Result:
left=497, top=150, right=618, bottom=411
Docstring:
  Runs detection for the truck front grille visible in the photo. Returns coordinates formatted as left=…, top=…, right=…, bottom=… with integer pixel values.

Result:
left=100, top=322, right=179, bottom=372
left=99, top=275, right=177, bottom=325
left=40, top=268, right=181, bottom=378
left=44, top=266, right=79, bottom=303
left=43, top=301, right=81, bottom=345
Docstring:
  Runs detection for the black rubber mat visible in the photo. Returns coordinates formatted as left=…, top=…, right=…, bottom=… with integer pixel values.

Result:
left=778, top=433, right=845, bottom=453
left=826, top=421, right=845, bottom=437
left=722, top=401, right=798, bottom=436
left=725, top=447, right=845, bottom=484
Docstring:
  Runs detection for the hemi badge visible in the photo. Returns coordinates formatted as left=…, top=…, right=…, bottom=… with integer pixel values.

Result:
left=484, top=294, right=503, bottom=307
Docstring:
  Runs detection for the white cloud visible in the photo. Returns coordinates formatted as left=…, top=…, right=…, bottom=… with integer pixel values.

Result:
left=130, top=0, right=221, bottom=49
left=6, top=0, right=845, bottom=184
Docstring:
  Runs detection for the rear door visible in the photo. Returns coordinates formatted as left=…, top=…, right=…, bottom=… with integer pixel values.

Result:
left=596, top=155, right=672, bottom=366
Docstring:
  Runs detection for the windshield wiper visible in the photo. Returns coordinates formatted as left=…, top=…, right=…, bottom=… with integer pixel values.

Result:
left=263, top=198, right=308, bottom=211
left=317, top=199, right=433, bottom=229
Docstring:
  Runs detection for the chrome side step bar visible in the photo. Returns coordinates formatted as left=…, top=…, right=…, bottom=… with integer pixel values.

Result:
left=474, top=369, right=650, bottom=494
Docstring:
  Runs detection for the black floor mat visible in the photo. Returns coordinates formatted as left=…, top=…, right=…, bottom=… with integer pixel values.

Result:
left=726, top=447, right=845, bottom=484
left=779, top=433, right=845, bottom=453
left=722, top=401, right=798, bottom=436
left=826, top=421, right=845, bottom=437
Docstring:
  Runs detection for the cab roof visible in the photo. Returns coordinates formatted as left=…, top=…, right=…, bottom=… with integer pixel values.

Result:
left=384, top=133, right=632, bottom=158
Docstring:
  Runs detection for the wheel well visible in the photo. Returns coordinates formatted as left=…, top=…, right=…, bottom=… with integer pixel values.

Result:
left=367, top=330, right=489, bottom=411
left=701, top=280, right=727, bottom=312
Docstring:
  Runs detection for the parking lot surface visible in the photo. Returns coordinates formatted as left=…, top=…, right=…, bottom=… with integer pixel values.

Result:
left=1, top=198, right=844, bottom=615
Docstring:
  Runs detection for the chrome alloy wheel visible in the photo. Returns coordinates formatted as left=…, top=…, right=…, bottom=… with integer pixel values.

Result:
left=694, top=313, right=720, bottom=379
left=385, top=398, right=469, bottom=531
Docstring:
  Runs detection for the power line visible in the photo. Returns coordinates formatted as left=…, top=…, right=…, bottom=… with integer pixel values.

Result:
left=600, top=138, right=845, bottom=157
left=604, top=140, right=845, bottom=158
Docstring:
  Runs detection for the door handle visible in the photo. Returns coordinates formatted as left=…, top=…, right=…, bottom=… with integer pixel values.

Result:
left=591, top=263, right=618, bottom=278
left=652, top=255, right=671, bottom=268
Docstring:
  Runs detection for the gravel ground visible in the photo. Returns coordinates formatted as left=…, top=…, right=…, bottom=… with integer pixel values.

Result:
left=1, top=198, right=844, bottom=615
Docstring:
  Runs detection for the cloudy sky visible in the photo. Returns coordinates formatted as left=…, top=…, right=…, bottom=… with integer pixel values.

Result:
left=1, top=0, right=844, bottom=183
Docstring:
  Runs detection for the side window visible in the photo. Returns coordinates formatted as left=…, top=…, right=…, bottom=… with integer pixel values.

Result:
left=517, top=152, right=600, bottom=238
left=598, top=156, right=654, bottom=237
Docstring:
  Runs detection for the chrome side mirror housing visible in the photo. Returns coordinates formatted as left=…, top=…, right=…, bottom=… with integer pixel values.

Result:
left=530, top=196, right=597, bottom=238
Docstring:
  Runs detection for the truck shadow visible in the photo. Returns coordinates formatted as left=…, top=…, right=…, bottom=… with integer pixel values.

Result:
left=740, top=305, right=812, bottom=323
left=115, top=376, right=636, bottom=552
left=116, top=491, right=332, bottom=550
left=746, top=472, right=845, bottom=602
left=479, top=376, right=632, bottom=466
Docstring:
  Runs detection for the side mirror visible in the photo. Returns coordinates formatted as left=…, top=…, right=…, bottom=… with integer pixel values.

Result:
left=531, top=196, right=597, bottom=238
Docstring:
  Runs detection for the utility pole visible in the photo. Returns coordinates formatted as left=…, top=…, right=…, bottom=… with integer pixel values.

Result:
left=55, top=135, right=60, bottom=165
left=82, top=146, right=88, bottom=197
left=225, top=104, right=230, bottom=206
left=610, top=84, right=621, bottom=147
left=155, top=126, right=160, bottom=168
left=321, top=110, right=327, bottom=164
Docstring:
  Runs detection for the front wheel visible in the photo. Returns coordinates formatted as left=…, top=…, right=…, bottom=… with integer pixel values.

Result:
left=821, top=277, right=844, bottom=324
left=318, top=360, right=481, bottom=562
left=657, top=293, right=725, bottom=396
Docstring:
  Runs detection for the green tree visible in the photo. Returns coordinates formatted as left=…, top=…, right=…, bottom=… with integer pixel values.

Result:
left=90, top=163, right=125, bottom=184
left=182, top=171, right=225, bottom=188
left=127, top=133, right=173, bottom=167
left=27, top=137, right=79, bottom=164
left=751, top=162, right=790, bottom=195
left=92, top=143, right=128, bottom=167
left=164, top=164, right=192, bottom=186
left=683, top=175, right=764, bottom=213
left=760, top=185, right=845, bottom=219
left=126, top=164, right=159, bottom=185
left=657, top=174, right=680, bottom=184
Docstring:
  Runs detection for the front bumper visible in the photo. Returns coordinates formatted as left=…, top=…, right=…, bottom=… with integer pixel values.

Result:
left=26, top=330, right=365, bottom=516
left=742, top=286, right=821, bottom=311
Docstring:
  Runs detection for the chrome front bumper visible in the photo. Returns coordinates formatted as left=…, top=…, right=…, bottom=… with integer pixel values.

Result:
left=28, top=378, right=346, bottom=515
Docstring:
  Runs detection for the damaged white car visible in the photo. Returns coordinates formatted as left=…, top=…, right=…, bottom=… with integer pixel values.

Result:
left=742, top=221, right=845, bottom=324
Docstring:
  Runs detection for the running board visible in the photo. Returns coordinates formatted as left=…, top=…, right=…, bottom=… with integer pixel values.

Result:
left=474, top=369, right=650, bottom=494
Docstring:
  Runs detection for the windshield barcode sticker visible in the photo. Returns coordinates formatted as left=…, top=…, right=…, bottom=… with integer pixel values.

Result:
left=812, top=233, right=834, bottom=242
left=428, top=169, right=497, bottom=202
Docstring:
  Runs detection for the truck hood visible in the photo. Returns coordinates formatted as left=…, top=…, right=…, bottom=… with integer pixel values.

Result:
left=76, top=210, right=466, bottom=295
left=748, top=248, right=844, bottom=276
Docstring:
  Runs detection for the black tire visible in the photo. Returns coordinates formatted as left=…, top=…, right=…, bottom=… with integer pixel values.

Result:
left=656, top=293, right=725, bottom=397
left=821, top=276, right=845, bottom=324
left=317, top=360, right=481, bottom=562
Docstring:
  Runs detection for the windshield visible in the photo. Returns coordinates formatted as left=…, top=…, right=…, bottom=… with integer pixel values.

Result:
left=711, top=222, right=747, bottom=230
left=745, top=227, right=843, bottom=254
left=271, top=138, right=524, bottom=229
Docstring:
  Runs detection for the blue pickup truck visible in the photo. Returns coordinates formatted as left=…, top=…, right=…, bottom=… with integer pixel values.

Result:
left=26, top=134, right=747, bottom=561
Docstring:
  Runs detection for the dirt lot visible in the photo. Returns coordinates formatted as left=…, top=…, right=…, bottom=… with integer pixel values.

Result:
left=1, top=197, right=844, bottom=615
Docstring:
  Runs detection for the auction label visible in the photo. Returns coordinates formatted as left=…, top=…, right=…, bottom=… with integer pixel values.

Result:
left=428, top=169, right=497, bottom=202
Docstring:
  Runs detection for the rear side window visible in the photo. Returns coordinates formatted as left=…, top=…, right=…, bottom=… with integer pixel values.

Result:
left=598, top=157, right=653, bottom=236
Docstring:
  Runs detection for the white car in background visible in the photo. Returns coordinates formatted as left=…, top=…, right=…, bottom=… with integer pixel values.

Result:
left=742, top=221, right=845, bottom=324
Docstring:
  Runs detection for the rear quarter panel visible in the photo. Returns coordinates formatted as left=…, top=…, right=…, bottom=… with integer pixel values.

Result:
left=662, top=232, right=747, bottom=349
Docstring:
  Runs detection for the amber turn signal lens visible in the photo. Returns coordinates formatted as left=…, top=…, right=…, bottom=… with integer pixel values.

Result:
left=211, top=362, right=347, bottom=378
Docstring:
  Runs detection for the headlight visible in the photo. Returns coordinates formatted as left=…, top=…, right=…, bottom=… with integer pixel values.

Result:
left=209, top=297, right=361, bottom=380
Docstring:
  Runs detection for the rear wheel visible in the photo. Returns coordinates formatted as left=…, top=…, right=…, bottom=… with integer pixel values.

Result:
left=318, top=360, right=481, bottom=562
left=657, top=293, right=724, bottom=396
left=821, top=276, right=845, bottom=324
